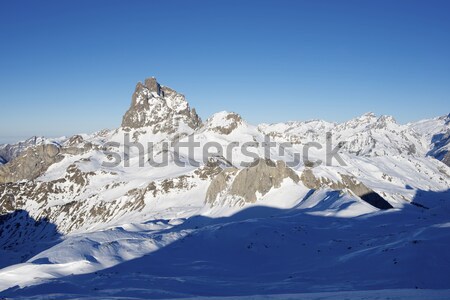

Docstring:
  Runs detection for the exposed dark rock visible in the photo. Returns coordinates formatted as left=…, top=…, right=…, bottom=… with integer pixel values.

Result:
left=194, top=159, right=225, bottom=180
left=300, top=169, right=393, bottom=210
left=144, top=77, right=162, bottom=96
left=427, top=130, right=450, bottom=167
left=205, top=167, right=239, bottom=204
left=206, top=158, right=300, bottom=205
left=121, top=77, right=202, bottom=133
left=66, top=135, right=84, bottom=146
left=0, top=136, right=46, bottom=163
left=0, top=144, right=63, bottom=183
left=442, top=151, right=450, bottom=167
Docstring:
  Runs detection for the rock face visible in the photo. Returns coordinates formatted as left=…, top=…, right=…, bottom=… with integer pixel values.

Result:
left=62, top=135, right=96, bottom=156
left=121, top=77, right=202, bottom=134
left=0, top=159, right=221, bottom=233
left=0, top=136, right=47, bottom=164
left=1, top=76, right=447, bottom=240
left=205, top=167, right=239, bottom=204
left=0, top=135, right=98, bottom=184
left=442, top=151, right=450, bottom=167
left=428, top=130, right=450, bottom=167
left=206, top=158, right=300, bottom=206
left=0, top=144, right=63, bottom=183
left=300, top=169, right=393, bottom=209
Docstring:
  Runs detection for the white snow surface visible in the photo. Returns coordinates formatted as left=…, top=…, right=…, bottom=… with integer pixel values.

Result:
left=1, top=92, right=450, bottom=299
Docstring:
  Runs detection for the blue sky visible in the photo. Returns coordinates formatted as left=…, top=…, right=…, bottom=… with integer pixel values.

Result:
left=1, top=0, right=450, bottom=143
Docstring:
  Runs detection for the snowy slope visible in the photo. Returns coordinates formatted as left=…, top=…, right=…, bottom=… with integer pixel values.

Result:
left=1, top=189, right=450, bottom=298
left=0, top=78, right=450, bottom=299
left=409, top=113, right=450, bottom=164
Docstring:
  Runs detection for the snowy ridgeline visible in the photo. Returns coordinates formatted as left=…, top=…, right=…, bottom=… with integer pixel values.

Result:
left=0, top=78, right=450, bottom=299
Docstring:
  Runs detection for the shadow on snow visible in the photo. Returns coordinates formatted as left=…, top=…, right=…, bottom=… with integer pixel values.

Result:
left=2, top=189, right=450, bottom=299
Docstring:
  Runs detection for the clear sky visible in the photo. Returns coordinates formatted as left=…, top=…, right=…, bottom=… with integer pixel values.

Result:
left=1, top=0, right=450, bottom=143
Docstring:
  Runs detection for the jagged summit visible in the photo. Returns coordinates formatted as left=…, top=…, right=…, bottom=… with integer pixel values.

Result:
left=144, top=77, right=162, bottom=96
left=1, top=77, right=450, bottom=297
left=121, top=77, right=202, bottom=134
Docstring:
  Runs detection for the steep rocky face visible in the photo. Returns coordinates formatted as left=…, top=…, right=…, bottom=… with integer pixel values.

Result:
left=442, top=151, right=450, bottom=166
left=300, top=169, right=393, bottom=209
left=206, top=158, right=300, bottom=206
left=121, top=77, right=202, bottom=134
left=0, top=159, right=222, bottom=233
left=0, top=77, right=447, bottom=239
left=0, top=144, right=63, bottom=184
left=0, top=136, right=48, bottom=164
left=0, top=136, right=99, bottom=184
left=62, top=135, right=98, bottom=156
left=410, top=113, right=450, bottom=166
left=429, top=130, right=450, bottom=167
left=205, top=167, right=239, bottom=204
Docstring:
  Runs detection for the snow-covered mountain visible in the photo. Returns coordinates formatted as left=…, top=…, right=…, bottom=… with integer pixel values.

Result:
left=0, top=77, right=449, bottom=299
left=0, top=136, right=60, bottom=164
left=409, top=113, right=450, bottom=166
left=121, top=77, right=201, bottom=139
left=259, top=112, right=429, bottom=158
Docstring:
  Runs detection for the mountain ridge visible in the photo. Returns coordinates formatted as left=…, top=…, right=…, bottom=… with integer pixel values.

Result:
left=0, top=77, right=450, bottom=297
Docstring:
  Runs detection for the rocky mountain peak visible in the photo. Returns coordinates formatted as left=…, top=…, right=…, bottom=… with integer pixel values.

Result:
left=121, top=77, right=202, bottom=134
left=144, top=77, right=161, bottom=96
left=0, top=136, right=47, bottom=164
left=373, top=115, right=397, bottom=129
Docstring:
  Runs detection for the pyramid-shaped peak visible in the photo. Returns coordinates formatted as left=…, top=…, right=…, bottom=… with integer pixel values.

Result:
left=121, top=77, right=202, bottom=133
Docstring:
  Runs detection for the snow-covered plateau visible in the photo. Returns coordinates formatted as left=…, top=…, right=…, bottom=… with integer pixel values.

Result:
left=0, top=77, right=449, bottom=299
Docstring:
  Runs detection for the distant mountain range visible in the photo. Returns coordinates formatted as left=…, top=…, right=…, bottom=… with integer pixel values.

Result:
left=1, top=77, right=449, bottom=299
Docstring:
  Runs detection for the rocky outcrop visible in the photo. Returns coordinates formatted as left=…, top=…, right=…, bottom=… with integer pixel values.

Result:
left=300, top=169, right=393, bottom=209
left=62, top=135, right=95, bottom=156
left=121, top=77, right=202, bottom=134
left=0, top=144, right=63, bottom=183
left=0, top=136, right=98, bottom=184
left=0, top=158, right=226, bottom=233
left=0, top=136, right=47, bottom=164
left=442, top=151, right=450, bottom=167
left=428, top=130, right=450, bottom=167
left=204, top=111, right=244, bottom=135
left=205, top=167, right=239, bottom=204
left=206, top=158, right=300, bottom=206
